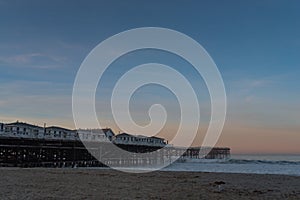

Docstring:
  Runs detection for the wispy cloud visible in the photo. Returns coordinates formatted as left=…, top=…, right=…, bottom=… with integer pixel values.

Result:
left=0, top=80, right=72, bottom=98
left=227, top=76, right=275, bottom=103
left=232, top=77, right=274, bottom=90
left=0, top=53, right=67, bottom=69
left=0, top=79, right=74, bottom=128
left=247, top=79, right=273, bottom=88
left=57, top=41, right=86, bottom=51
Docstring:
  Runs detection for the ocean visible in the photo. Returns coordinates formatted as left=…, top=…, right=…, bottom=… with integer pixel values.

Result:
left=163, top=154, right=300, bottom=176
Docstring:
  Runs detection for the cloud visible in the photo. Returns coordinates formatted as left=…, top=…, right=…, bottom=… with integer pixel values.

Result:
left=0, top=91, right=74, bottom=128
left=231, top=77, right=274, bottom=90
left=0, top=80, right=71, bottom=96
left=248, top=79, right=272, bottom=88
left=227, top=76, right=276, bottom=103
left=57, top=41, right=86, bottom=51
left=0, top=80, right=73, bottom=124
left=0, top=53, right=67, bottom=69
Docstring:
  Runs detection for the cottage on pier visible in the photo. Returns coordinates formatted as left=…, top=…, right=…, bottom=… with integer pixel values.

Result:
left=77, top=128, right=115, bottom=142
left=4, top=122, right=44, bottom=139
left=45, top=126, right=78, bottom=140
left=113, top=133, right=166, bottom=147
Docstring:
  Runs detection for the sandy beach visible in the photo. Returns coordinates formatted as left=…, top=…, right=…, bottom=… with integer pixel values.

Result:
left=0, top=168, right=299, bottom=200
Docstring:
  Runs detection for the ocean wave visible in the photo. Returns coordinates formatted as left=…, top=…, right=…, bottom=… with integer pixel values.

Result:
left=226, top=159, right=300, bottom=165
left=179, top=158, right=300, bottom=165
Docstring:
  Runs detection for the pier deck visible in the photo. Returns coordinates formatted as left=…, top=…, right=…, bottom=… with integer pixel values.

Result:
left=0, top=137, right=230, bottom=167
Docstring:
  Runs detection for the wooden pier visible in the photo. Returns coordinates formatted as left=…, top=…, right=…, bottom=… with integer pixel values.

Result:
left=0, top=136, right=230, bottom=168
left=183, top=147, right=231, bottom=159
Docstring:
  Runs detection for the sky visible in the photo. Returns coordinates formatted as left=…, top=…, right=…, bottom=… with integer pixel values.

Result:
left=0, top=0, right=299, bottom=154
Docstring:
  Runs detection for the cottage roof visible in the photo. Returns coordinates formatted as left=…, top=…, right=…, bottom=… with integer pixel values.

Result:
left=5, top=122, right=43, bottom=129
left=78, top=128, right=115, bottom=136
left=91, top=128, right=114, bottom=134
left=46, top=126, right=74, bottom=132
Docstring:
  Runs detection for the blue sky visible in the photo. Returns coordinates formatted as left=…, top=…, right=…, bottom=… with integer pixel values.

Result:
left=0, top=0, right=299, bottom=153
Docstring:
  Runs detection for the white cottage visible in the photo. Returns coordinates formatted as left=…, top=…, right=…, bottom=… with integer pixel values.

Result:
left=4, top=121, right=44, bottom=139
left=77, top=128, right=115, bottom=142
left=45, top=126, right=78, bottom=140
left=114, top=133, right=166, bottom=147
left=97, top=128, right=115, bottom=141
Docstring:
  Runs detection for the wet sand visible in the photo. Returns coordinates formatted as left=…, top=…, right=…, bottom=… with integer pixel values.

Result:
left=0, top=168, right=299, bottom=200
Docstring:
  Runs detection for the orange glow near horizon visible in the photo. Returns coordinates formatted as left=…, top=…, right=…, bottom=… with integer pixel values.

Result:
left=1, top=116, right=299, bottom=155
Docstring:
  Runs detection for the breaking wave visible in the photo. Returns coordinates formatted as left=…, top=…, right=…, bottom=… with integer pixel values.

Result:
left=179, top=158, right=300, bottom=165
left=225, top=159, right=300, bottom=165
